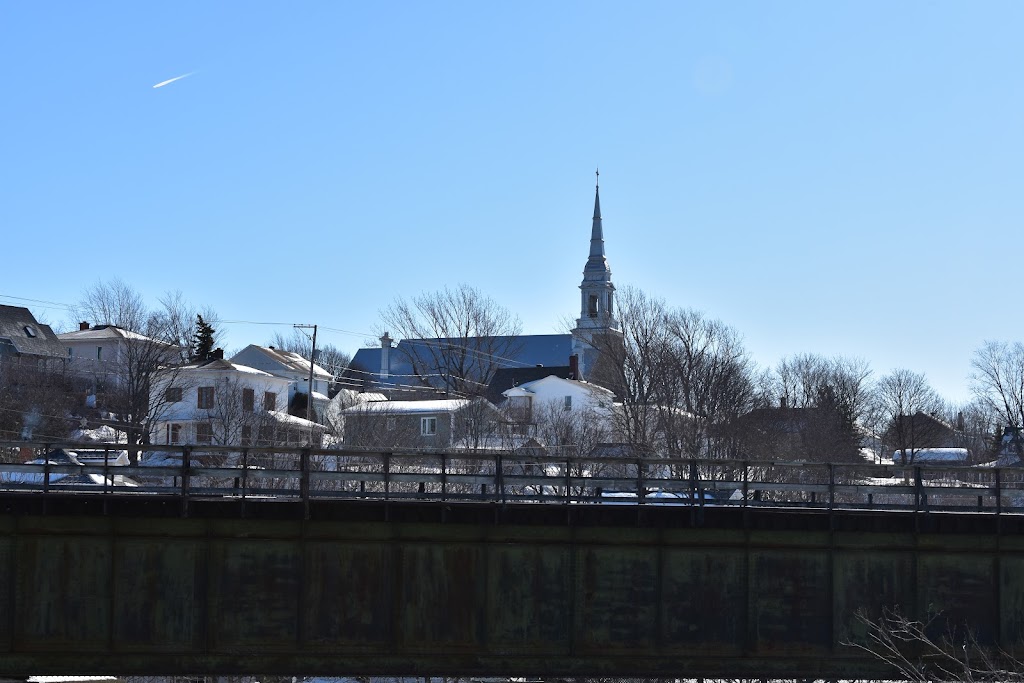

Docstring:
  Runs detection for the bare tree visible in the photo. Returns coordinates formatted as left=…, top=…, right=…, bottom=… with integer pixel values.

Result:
left=585, top=286, right=671, bottom=450
left=872, top=368, right=945, bottom=465
left=74, top=277, right=149, bottom=332
left=0, top=360, right=79, bottom=449
left=659, top=307, right=758, bottom=459
left=586, top=287, right=759, bottom=459
left=532, top=399, right=612, bottom=459
left=747, top=353, right=873, bottom=462
left=971, top=340, right=1024, bottom=429
left=379, top=284, right=523, bottom=397
left=155, top=289, right=223, bottom=361
left=850, top=608, right=1023, bottom=682
left=73, top=280, right=219, bottom=451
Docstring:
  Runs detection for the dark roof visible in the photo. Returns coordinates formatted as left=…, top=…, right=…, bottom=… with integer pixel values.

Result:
left=342, top=333, right=573, bottom=393
left=485, top=365, right=573, bottom=404
left=0, top=305, right=65, bottom=358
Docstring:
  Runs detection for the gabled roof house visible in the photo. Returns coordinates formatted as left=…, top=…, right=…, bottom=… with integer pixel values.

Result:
left=0, top=305, right=65, bottom=362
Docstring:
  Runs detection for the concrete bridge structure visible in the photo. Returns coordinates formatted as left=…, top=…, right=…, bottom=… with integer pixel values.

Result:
left=2, top=492, right=1023, bottom=680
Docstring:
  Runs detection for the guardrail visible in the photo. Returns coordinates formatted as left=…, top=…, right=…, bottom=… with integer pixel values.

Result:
left=2, top=441, right=1022, bottom=516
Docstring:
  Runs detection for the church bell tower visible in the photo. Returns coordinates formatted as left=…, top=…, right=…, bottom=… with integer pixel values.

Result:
left=571, top=170, right=621, bottom=381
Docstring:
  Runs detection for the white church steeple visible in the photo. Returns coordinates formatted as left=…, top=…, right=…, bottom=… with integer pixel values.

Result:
left=571, top=170, right=621, bottom=381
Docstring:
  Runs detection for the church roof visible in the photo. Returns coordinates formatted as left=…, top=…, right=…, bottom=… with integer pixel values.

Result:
left=342, top=333, right=573, bottom=393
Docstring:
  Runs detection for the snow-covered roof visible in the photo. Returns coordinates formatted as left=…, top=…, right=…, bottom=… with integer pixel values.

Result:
left=341, top=399, right=472, bottom=415
left=268, top=409, right=327, bottom=430
left=232, top=344, right=332, bottom=378
left=893, top=447, right=969, bottom=462
left=503, top=374, right=616, bottom=399
left=175, top=358, right=275, bottom=376
left=59, top=325, right=175, bottom=346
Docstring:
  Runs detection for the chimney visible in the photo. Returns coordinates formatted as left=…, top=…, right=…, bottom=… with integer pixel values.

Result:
left=79, top=321, right=89, bottom=331
left=380, top=332, right=393, bottom=380
left=212, top=348, right=224, bottom=360
left=780, top=396, right=788, bottom=409
left=569, top=354, right=579, bottom=380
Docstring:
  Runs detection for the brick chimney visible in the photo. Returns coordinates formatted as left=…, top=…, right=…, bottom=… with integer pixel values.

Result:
left=380, top=332, right=393, bottom=380
left=212, top=348, right=224, bottom=360
left=79, top=321, right=89, bottom=331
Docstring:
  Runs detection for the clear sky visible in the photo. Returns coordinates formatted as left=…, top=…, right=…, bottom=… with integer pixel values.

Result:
left=2, top=2, right=1022, bottom=404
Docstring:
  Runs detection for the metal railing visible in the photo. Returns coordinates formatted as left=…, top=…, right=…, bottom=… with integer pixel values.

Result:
left=2, top=441, right=1022, bottom=514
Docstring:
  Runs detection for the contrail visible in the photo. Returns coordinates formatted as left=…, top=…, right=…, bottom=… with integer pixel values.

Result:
left=152, top=72, right=195, bottom=89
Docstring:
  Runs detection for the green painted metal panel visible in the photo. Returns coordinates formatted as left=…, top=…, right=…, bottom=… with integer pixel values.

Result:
left=485, top=543, right=572, bottom=655
left=397, top=542, right=485, bottom=652
left=576, top=545, right=660, bottom=653
left=750, top=550, right=832, bottom=654
left=662, top=547, right=746, bottom=653
left=111, top=538, right=204, bottom=652
left=14, top=535, right=112, bottom=651
left=917, top=553, right=998, bottom=643
left=302, top=539, right=394, bottom=649
left=0, top=537, right=10, bottom=652
left=833, top=550, right=914, bottom=645
left=208, top=539, right=301, bottom=650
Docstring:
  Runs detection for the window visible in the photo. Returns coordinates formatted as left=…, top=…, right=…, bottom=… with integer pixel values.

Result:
left=242, top=388, right=255, bottom=412
left=96, top=346, right=103, bottom=361
left=167, top=423, right=181, bottom=444
left=258, top=425, right=274, bottom=445
left=165, top=387, right=182, bottom=403
left=241, top=425, right=252, bottom=447
left=564, top=395, right=572, bottom=411
left=197, top=386, right=215, bottom=409
left=196, top=422, right=213, bottom=444
left=421, top=416, right=437, bottom=436
left=23, top=325, right=37, bottom=338
left=588, top=294, right=598, bottom=317
left=68, top=348, right=73, bottom=358
left=264, top=391, right=276, bottom=411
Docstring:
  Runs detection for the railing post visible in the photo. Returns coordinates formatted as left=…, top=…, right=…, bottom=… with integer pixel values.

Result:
left=300, top=447, right=310, bottom=517
left=996, top=468, right=1003, bottom=515
left=636, top=457, right=644, bottom=504
left=689, top=460, right=699, bottom=507
left=383, top=451, right=391, bottom=502
left=441, top=451, right=447, bottom=502
left=103, top=446, right=111, bottom=494
left=496, top=452, right=504, bottom=504
left=914, top=466, right=924, bottom=512
left=742, top=461, right=749, bottom=507
left=181, top=446, right=191, bottom=518
left=828, top=463, right=835, bottom=511
left=565, top=458, right=571, bottom=504
left=241, top=448, right=249, bottom=501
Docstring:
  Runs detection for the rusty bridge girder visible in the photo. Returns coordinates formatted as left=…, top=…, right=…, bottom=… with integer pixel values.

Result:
left=1, top=494, right=1022, bottom=679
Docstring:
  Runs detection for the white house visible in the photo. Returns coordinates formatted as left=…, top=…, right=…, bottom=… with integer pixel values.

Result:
left=59, top=323, right=179, bottom=390
left=501, top=374, right=617, bottom=425
left=230, top=344, right=332, bottom=421
left=149, top=355, right=323, bottom=447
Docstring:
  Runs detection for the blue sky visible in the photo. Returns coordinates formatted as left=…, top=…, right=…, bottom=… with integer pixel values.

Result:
left=2, top=2, right=1022, bottom=403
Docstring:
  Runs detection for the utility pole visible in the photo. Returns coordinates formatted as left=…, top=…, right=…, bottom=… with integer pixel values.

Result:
left=294, top=323, right=318, bottom=445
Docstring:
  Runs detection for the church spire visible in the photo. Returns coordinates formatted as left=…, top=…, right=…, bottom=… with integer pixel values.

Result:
left=571, top=170, right=621, bottom=381
left=585, top=168, right=609, bottom=275
left=589, top=169, right=605, bottom=263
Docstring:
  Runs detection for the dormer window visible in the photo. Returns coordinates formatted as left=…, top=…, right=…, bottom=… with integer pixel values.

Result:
left=23, top=325, right=37, bottom=338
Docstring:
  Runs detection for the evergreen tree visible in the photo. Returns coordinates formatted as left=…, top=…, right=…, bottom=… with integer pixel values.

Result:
left=192, top=314, right=215, bottom=361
